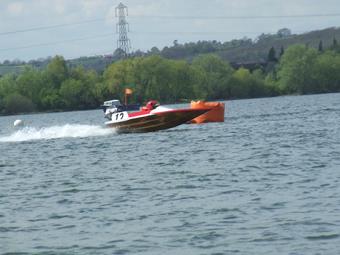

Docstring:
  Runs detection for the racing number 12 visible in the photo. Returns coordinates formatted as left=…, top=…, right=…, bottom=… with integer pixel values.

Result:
left=115, top=112, right=124, bottom=121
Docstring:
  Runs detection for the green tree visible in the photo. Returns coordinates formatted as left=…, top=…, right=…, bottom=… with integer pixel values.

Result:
left=318, top=40, right=323, bottom=52
left=331, top=37, right=340, bottom=52
left=137, top=56, right=174, bottom=102
left=264, top=72, right=281, bottom=96
left=91, top=81, right=109, bottom=105
left=0, top=97, right=4, bottom=114
left=59, top=79, right=84, bottom=109
left=268, top=47, right=277, bottom=62
left=229, top=68, right=252, bottom=98
left=229, top=68, right=271, bottom=98
left=0, top=74, right=17, bottom=98
left=149, top=47, right=160, bottom=55
left=69, top=66, right=101, bottom=108
left=333, top=37, right=338, bottom=48
left=279, top=46, right=285, bottom=58
left=103, top=58, right=136, bottom=101
left=103, top=55, right=194, bottom=103
left=277, top=45, right=318, bottom=94
left=313, top=51, right=340, bottom=92
left=44, top=55, right=68, bottom=89
left=39, top=88, right=62, bottom=110
left=170, top=60, right=195, bottom=101
left=16, top=67, right=44, bottom=108
left=4, top=93, right=35, bottom=114
left=35, top=56, right=69, bottom=110
left=228, top=67, right=280, bottom=99
left=191, top=54, right=234, bottom=100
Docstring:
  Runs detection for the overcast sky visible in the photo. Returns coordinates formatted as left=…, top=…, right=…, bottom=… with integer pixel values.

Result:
left=1, top=0, right=340, bottom=62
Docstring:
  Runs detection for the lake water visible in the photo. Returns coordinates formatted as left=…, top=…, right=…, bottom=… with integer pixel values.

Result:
left=1, top=94, right=340, bottom=255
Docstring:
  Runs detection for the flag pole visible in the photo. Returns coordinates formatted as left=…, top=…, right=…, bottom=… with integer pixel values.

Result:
left=124, top=88, right=132, bottom=105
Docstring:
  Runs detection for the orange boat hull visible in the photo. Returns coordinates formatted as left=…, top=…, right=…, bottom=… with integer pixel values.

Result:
left=190, top=101, right=225, bottom=124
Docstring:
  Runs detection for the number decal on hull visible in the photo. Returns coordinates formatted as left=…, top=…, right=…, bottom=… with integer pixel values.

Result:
left=111, top=112, right=129, bottom=123
left=115, top=112, right=124, bottom=120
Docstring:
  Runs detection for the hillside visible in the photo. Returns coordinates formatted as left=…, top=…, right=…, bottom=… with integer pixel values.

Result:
left=219, top=27, right=340, bottom=63
left=1, top=27, right=340, bottom=76
left=0, top=65, right=25, bottom=76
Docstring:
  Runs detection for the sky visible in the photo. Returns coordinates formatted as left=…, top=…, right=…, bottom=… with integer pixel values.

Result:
left=0, top=0, right=340, bottom=62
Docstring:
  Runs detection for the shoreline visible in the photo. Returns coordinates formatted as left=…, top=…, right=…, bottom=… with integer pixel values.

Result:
left=1, top=92, right=338, bottom=117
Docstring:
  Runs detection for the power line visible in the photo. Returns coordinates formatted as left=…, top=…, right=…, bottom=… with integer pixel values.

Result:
left=0, top=18, right=105, bottom=36
left=131, top=13, right=340, bottom=20
left=131, top=30, right=305, bottom=35
left=1, top=12, right=340, bottom=37
left=0, top=33, right=113, bottom=51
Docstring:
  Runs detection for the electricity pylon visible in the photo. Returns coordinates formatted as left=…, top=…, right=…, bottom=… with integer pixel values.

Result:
left=115, top=2, right=131, bottom=57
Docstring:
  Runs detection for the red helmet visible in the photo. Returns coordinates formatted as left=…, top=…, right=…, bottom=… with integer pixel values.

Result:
left=146, top=100, right=159, bottom=110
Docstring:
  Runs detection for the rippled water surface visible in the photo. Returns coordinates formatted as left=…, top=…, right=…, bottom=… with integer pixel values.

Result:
left=1, top=94, right=340, bottom=254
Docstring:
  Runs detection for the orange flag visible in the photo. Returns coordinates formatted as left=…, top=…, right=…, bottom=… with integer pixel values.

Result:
left=125, top=88, right=133, bottom=95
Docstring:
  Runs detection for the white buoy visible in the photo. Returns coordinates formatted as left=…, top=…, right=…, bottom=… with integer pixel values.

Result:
left=14, top=119, right=24, bottom=127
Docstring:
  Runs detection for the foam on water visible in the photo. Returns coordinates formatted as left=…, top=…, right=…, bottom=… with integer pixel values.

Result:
left=0, top=124, right=114, bottom=143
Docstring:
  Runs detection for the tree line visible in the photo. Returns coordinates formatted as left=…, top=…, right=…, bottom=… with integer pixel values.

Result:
left=1, top=43, right=340, bottom=115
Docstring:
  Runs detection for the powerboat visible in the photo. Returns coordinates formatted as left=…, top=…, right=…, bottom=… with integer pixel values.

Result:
left=102, top=100, right=209, bottom=133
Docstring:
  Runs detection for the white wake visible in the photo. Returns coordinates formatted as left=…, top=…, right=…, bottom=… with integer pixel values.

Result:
left=0, top=124, right=114, bottom=143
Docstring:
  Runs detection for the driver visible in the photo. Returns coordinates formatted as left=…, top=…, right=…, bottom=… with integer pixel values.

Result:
left=145, top=100, right=160, bottom=110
